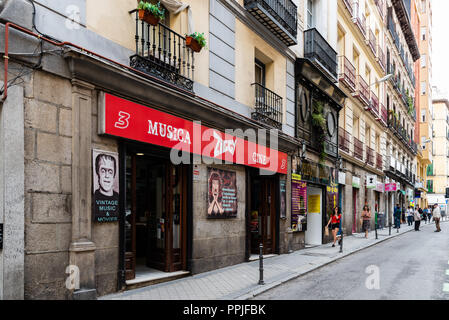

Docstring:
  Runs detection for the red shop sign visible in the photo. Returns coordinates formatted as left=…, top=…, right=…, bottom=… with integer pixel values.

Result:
left=99, top=93, right=288, bottom=174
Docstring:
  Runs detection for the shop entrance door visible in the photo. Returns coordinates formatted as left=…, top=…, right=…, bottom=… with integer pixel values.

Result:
left=305, top=186, right=323, bottom=246
left=125, top=154, right=187, bottom=280
left=250, top=177, right=277, bottom=255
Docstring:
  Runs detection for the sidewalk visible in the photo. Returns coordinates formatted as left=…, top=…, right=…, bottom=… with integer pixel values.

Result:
left=100, top=220, right=445, bottom=300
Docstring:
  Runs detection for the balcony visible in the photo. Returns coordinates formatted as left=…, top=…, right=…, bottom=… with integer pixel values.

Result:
left=343, top=0, right=353, bottom=16
left=379, top=104, right=388, bottom=127
left=339, top=127, right=351, bottom=153
left=353, top=1, right=367, bottom=38
left=244, top=0, right=297, bottom=46
left=374, top=0, right=385, bottom=20
left=366, top=146, right=375, bottom=167
left=353, top=75, right=370, bottom=106
left=367, top=28, right=377, bottom=57
left=369, top=91, right=379, bottom=118
left=353, top=136, right=364, bottom=161
left=251, top=83, right=283, bottom=129
left=377, top=45, right=386, bottom=71
left=130, top=11, right=194, bottom=91
left=376, top=153, right=383, bottom=170
left=304, top=28, right=338, bottom=80
left=338, top=56, right=356, bottom=92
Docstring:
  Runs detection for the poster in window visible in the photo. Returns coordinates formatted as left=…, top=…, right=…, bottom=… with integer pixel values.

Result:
left=280, top=178, right=287, bottom=219
left=291, top=174, right=307, bottom=232
left=92, top=149, right=119, bottom=222
left=207, top=167, right=238, bottom=218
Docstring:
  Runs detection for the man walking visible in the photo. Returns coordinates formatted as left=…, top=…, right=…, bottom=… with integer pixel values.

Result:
left=406, top=206, right=413, bottom=226
left=433, top=204, right=442, bottom=232
left=414, top=206, right=421, bottom=231
left=394, top=204, right=401, bottom=229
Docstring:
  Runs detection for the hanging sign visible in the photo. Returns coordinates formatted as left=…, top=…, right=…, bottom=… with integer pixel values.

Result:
left=375, top=182, right=384, bottom=193
left=99, top=93, right=288, bottom=174
left=338, top=171, right=346, bottom=185
left=352, top=176, right=361, bottom=189
left=385, top=183, right=397, bottom=192
left=291, top=174, right=307, bottom=232
left=366, top=175, right=377, bottom=189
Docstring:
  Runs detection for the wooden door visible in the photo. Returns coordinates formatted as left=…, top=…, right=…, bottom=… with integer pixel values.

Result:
left=261, top=178, right=276, bottom=254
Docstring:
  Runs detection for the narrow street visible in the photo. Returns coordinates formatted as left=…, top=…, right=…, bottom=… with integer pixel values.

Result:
left=254, top=223, right=449, bottom=300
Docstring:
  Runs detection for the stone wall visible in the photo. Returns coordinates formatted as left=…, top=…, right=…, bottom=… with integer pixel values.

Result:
left=191, top=163, right=246, bottom=274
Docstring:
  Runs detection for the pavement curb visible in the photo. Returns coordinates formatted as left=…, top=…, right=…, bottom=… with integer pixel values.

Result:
left=236, top=223, right=441, bottom=300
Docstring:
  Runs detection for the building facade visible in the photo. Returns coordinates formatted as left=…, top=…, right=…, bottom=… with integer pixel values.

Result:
left=0, top=0, right=307, bottom=299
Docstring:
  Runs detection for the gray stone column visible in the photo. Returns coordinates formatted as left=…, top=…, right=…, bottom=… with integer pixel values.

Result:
left=0, top=84, right=25, bottom=299
left=69, top=79, right=96, bottom=299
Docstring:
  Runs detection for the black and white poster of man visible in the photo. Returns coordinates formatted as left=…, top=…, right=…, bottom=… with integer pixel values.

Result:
left=92, top=149, right=119, bottom=222
left=207, top=168, right=238, bottom=218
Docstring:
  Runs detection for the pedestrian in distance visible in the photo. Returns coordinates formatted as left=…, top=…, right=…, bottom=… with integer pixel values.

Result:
left=432, top=204, right=442, bottom=232
left=414, top=206, right=421, bottom=231
left=326, top=207, right=342, bottom=247
left=394, top=204, right=401, bottom=229
left=427, top=205, right=432, bottom=223
left=422, top=207, right=427, bottom=224
left=406, top=206, right=413, bottom=226
left=361, top=205, right=371, bottom=239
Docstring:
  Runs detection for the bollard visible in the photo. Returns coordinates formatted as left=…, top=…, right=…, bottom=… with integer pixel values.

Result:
left=339, top=231, right=343, bottom=253
left=258, top=243, right=264, bottom=285
left=375, top=223, right=378, bottom=240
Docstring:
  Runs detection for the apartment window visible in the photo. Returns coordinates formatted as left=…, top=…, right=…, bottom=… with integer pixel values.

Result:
left=421, top=109, right=426, bottom=122
left=421, top=54, right=427, bottom=68
left=255, top=59, right=266, bottom=86
left=307, top=0, right=314, bottom=29
left=421, top=27, right=426, bottom=41
left=421, top=81, right=426, bottom=95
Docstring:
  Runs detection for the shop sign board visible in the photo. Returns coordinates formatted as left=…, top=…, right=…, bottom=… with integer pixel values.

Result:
left=385, top=183, right=397, bottom=192
left=375, top=182, right=384, bottom=193
left=207, top=168, right=238, bottom=218
left=92, top=149, right=120, bottom=222
left=99, top=93, right=288, bottom=174
left=352, top=176, right=361, bottom=189
left=291, top=174, right=307, bottom=232
left=338, top=171, right=346, bottom=185
left=366, top=175, right=377, bottom=189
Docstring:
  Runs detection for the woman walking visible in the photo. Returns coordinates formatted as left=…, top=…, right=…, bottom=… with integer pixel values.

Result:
left=414, top=206, right=421, bottom=231
left=362, top=205, right=372, bottom=239
left=326, top=207, right=342, bottom=247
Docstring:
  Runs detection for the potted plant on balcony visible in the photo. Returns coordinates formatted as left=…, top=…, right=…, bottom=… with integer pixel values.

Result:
left=186, top=32, right=207, bottom=53
left=137, top=1, right=165, bottom=26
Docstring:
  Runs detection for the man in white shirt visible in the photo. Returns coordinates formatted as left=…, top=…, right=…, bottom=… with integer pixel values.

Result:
left=432, top=204, right=442, bottom=232
left=406, top=206, right=413, bottom=226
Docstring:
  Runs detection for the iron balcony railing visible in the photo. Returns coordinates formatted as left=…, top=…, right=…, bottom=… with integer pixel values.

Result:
left=368, top=28, right=377, bottom=56
left=251, top=83, right=283, bottom=129
left=353, top=0, right=367, bottom=38
left=339, top=127, right=351, bottom=154
left=338, top=56, right=356, bottom=92
left=354, top=75, right=370, bottom=106
left=369, top=91, right=379, bottom=117
left=366, top=146, right=375, bottom=166
left=376, top=153, right=383, bottom=170
left=380, top=104, right=388, bottom=126
left=353, top=136, right=364, bottom=161
left=244, top=0, right=297, bottom=46
left=304, top=28, right=338, bottom=80
left=377, top=45, right=385, bottom=71
left=374, top=0, right=384, bottom=20
left=130, top=10, right=195, bottom=91
left=343, top=0, right=353, bottom=16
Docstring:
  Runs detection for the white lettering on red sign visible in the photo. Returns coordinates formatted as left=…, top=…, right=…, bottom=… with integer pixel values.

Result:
left=213, top=131, right=236, bottom=157
left=114, top=111, right=130, bottom=129
left=148, top=120, right=192, bottom=145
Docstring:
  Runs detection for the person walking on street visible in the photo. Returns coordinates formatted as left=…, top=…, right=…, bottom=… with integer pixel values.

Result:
left=326, top=207, right=342, bottom=247
left=394, top=204, right=401, bottom=229
left=428, top=206, right=432, bottom=223
left=433, top=204, right=442, bottom=232
left=414, top=206, right=421, bottom=231
left=362, top=205, right=371, bottom=239
left=422, top=207, right=427, bottom=224
left=406, top=206, right=413, bottom=226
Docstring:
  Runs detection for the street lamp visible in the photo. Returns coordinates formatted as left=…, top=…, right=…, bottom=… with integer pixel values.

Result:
left=369, top=73, right=394, bottom=87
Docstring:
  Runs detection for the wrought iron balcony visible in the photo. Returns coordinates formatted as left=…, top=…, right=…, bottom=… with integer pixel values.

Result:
left=367, top=28, right=377, bottom=57
left=244, top=0, right=297, bottom=46
left=353, top=136, right=364, bottom=161
left=251, top=83, right=283, bottom=129
left=366, top=146, right=375, bottom=167
left=377, top=45, right=386, bottom=71
left=343, top=0, right=353, bottom=16
left=354, top=75, right=370, bottom=106
left=339, top=127, right=351, bottom=154
left=369, top=91, right=379, bottom=118
left=304, top=28, right=338, bottom=80
left=376, top=153, right=383, bottom=170
left=374, top=0, right=385, bottom=20
left=338, top=56, right=356, bottom=92
left=353, top=0, right=367, bottom=38
left=379, top=104, right=388, bottom=127
left=130, top=10, right=195, bottom=91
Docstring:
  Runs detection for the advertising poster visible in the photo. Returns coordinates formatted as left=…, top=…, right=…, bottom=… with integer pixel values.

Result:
left=326, top=183, right=338, bottom=218
left=291, top=174, right=307, bottom=232
left=92, top=149, right=119, bottom=222
left=207, top=168, right=238, bottom=218
left=280, top=178, right=287, bottom=219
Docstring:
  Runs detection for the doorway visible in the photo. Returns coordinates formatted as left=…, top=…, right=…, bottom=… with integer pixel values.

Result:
left=352, top=188, right=358, bottom=233
left=249, top=175, right=277, bottom=255
left=305, top=186, right=323, bottom=246
left=125, top=152, right=188, bottom=280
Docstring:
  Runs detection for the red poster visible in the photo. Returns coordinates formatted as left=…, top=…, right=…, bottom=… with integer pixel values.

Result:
left=99, top=93, right=288, bottom=174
